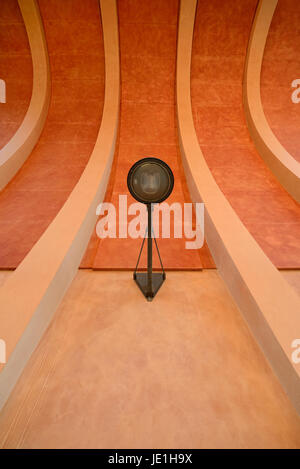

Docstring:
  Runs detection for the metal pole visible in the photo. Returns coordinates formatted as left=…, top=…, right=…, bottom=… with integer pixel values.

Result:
left=147, top=203, right=153, bottom=297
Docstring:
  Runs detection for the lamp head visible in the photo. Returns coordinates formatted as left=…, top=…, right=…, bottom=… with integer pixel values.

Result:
left=127, top=157, right=174, bottom=204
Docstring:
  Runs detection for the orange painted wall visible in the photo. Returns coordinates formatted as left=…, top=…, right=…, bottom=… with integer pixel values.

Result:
left=0, top=0, right=105, bottom=269
left=82, top=0, right=214, bottom=270
left=0, top=0, right=33, bottom=149
left=191, top=0, right=300, bottom=268
left=261, top=0, right=300, bottom=163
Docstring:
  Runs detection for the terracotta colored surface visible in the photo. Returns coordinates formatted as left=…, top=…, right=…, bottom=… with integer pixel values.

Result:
left=0, top=0, right=104, bottom=269
left=0, top=270, right=300, bottom=448
left=261, top=0, right=300, bottom=163
left=82, top=0, right=214, bottom=270
left=0, top=0, right=33, bottom=148
left=191, top=0, right=300, bottom=268
left=243, top=0, right=300, bottom=204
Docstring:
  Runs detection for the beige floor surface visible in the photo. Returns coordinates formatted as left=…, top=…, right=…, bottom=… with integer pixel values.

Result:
left=0, top=271, right=11, bottom=288
left=0, top=270, right=299, bottom=449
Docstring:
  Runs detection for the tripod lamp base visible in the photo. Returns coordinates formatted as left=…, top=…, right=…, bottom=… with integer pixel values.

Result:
left=133, top=272, right=166, bottom=301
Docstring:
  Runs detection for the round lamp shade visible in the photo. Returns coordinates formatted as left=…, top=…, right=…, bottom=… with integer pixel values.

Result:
left=127, top=157, right=174, bottom=204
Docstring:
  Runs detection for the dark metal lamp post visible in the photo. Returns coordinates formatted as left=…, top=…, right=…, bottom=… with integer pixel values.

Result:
left=127, top=157, right=174, bottom=301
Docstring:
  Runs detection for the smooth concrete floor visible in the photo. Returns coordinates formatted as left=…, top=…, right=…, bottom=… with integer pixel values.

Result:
left=191, top=0, right=300, bottom=269
left=0, top=270, right=299, bottom=448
